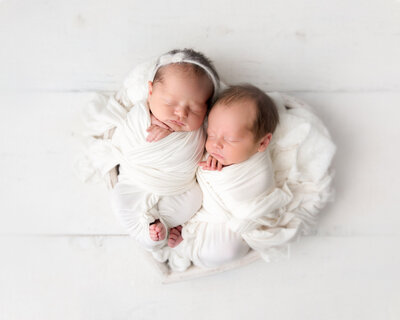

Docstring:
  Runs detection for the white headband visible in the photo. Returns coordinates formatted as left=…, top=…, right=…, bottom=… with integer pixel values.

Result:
left=150, top=51, right=220, bottom=102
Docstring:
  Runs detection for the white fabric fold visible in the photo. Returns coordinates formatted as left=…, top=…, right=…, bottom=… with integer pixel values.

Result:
left=75, top=93, right=132, bottom=183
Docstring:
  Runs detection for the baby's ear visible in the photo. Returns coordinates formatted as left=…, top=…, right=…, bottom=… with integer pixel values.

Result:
left=148, top=81, right=153, bottom=96
left=258, top=133, right=272, bottom=152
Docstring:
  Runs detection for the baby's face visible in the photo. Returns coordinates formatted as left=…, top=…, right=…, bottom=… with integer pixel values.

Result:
left=206, top=101, right=262, bottom=166
left=147, top=65, right=213, bottom=132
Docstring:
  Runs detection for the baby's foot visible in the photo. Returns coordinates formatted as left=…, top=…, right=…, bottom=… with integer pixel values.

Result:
left=168, top=225, right=183, bottom=248
left=149, top=220, right=166, bottom=242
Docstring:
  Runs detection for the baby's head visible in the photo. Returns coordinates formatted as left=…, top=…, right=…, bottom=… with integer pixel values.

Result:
left=147, top=49, right=220, bottom=132
left=206, top=85, right=279, bottom=166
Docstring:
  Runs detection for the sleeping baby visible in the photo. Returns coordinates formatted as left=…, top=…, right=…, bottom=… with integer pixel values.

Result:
left=110, top=49, right=221, bottom=252
left=79, top=48, right=220, bottom=253
left=162, top=85, right=296, bottom=270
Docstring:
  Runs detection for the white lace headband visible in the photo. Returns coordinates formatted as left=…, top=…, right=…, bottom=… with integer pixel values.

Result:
left=150, top=51, right=220, bottom=102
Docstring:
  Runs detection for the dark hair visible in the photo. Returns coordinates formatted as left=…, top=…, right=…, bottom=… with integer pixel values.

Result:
left=214, top=84, right=279, bottom=141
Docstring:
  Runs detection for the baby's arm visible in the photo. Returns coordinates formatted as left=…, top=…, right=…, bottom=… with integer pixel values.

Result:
left=199, top=154, right=223, bottom=171
left=146, top=114, right=174, bottom=142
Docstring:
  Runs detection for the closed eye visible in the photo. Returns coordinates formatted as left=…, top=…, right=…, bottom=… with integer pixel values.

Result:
left=162, top=98, right=174, bottom=106
left=190, top=105, right=206, bottom=114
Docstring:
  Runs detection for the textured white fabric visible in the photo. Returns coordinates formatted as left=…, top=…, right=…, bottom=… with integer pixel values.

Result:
left=269, top=93, right=336, bottom=235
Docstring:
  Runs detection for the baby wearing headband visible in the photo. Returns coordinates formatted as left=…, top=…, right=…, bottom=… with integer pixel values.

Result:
left=110, top=49, right=220, bottom=252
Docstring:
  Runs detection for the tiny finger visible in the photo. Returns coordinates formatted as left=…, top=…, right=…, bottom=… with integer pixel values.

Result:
left=211, top=157, right=217, bottom=170
left=207, top=156, right=212, bottom=167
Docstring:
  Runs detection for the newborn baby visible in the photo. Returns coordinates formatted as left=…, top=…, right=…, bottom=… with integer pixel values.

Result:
left=85, top=49, right=220, bottom=252
left=111, top=49, right=221, bottom=252
left=162, top=84, right=294, bottom=270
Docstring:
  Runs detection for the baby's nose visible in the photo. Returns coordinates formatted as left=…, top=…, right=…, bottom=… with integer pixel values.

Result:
left=214, top=139, right=223, bottom=149
left=175, top=106, right=189, bottom=118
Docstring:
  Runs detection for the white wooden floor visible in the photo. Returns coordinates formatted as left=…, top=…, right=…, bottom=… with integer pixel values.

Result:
left=1, top=1, right=399, bottom=319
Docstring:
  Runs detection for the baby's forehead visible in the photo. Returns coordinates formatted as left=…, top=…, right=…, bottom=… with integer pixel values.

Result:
left=209, top=101, right=257, bottom=131
left=213, top=99, right=256, bottom=120
left=156, top=64, right=214, bottom=94
left=158, top=63, right=210, bottom=82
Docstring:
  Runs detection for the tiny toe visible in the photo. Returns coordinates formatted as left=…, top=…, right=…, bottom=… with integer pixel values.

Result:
left=170, top=233, right=177, bottom=238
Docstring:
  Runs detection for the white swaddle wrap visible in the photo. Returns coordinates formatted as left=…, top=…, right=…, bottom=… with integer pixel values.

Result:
left=185, top=151, right=295, bottom=263
left=113, top=101, right=205, bottom=196
left=111, top=102, right=205, bottom=243
left=77, top=96, right=205, bottom=195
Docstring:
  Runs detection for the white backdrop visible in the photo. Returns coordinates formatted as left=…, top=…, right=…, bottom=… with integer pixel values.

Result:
left=1, top=0, right=399, bottom=319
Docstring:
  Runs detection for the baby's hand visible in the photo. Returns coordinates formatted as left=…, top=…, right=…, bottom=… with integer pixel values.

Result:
left=146, top=114, right=173, bottom=142
left=146, top=125, right=173, bottom=142
left=199, top=155, right=223, bottom=171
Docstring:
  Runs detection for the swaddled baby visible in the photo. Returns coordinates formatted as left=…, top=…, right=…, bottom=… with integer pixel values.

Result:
left=109, top=49, right=220, bottom=252
left=162, top=85, right=294, bottom=270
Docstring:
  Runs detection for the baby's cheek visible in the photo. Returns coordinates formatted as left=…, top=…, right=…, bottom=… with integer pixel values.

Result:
left=192, top=114, right=206, bottom=130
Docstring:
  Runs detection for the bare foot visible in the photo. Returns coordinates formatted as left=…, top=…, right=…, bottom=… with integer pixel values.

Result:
left=168, top=225, right=183, bottom=248
left=149, top=220, right=166, bottom=241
